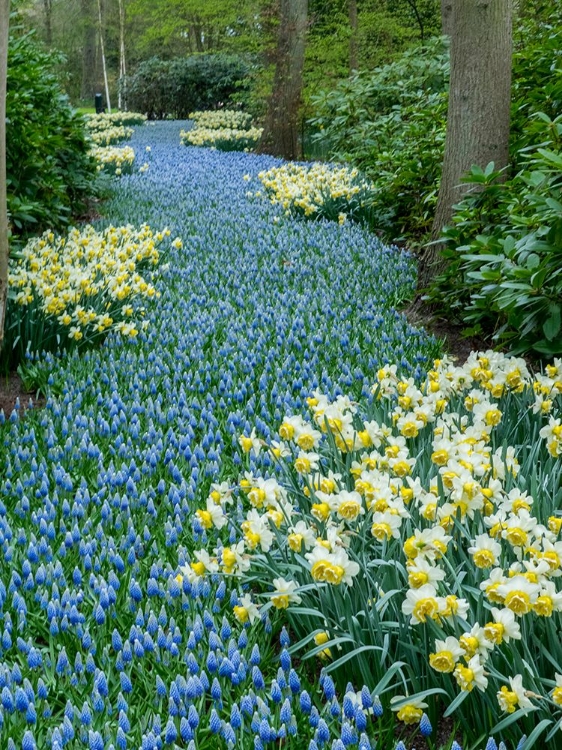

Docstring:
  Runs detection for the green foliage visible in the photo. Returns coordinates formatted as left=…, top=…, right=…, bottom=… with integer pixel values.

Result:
left=303, top=0, right=441, bottom=108
left=426, top=7, right=562, bottom=357
left=6, top=27, right=97, bottom=238
left=124, top=54, right=253, bottom=120
left=431, top=119, right=562, bottom=357
left=308, top=38, right=449, bottom=240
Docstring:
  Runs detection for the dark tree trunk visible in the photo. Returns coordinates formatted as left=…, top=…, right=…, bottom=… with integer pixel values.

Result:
left=348, top=0, right=358, bottom=72
left=118, top=0, right=126, bottom=109
left=0, top=0, right=9, bottom=355
left=257, top=0, right=308, bottom=160
left=43, top=0, right=52, bottom=46
left=81, top=0, right=97, bottom=101
left=416, top=0, right=512, bottom=293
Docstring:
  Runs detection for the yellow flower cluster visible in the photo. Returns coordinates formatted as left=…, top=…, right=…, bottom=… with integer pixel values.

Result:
left=189, top=350, right=561, bottom=724
left=85, top=112, right=147, bottom=131
left=9, top=224, right=179, bottom=342
left=256, top=162, right=375, bottom=219
left=89, top=125, right=134, bottom=146
left=188, top=109, right=253, bottom=131
left=89, top=145, right=136, bottom=176
left=180, top=126, right=263, bottom=150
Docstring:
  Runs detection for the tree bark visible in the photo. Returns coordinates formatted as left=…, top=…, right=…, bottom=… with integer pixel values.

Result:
left=118, top=0, right=126, bottom=109
left=0, top=0, right=9, bottom=356
left=441, top=0, right=453, bottom=36
left=257, top=0, right=308, bottom=160
left=81, top=0, right=97, bottom=102
left=417, top=0, right=512, bottom=292
left=97, top=0, right=111, bottom=113
left=348, top=0, right=358, bottom=72
left=43, top=0, right=52, bottom=46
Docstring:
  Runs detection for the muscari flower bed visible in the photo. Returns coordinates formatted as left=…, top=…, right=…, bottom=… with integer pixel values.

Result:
left=0, top=120, right=530, bottom=750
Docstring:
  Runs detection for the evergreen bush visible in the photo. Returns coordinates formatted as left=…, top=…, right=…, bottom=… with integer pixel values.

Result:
left=6, top=28, right=97, bottom=238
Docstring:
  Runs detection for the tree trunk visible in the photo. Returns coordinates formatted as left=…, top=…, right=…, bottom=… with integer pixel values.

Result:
left=441, top=0, right=453, bottom=36
left=348, top=0, right=358, bottom=72
left=118, top=0, right=126, bottom=109
left=257, top=0, right=308, bottom=160
left=81, top=0, right=97, bottom=102
left=43, top=0, right=52, bottom=46
left=404, top=0, right=425, bottom=41
left=417, top=0, right=512, bottom=292
left=97, top=0, right=111, bottom=113
left=0, top=0, right=9, bottom=356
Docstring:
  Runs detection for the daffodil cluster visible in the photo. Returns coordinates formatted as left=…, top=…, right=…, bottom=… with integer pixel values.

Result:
left=89, top=145, right=136, bottom=176
left=6, top=224, right=181, bottom=359
left=190, top=350, right=561, bottom=738
left=89, top=125, right=134, bottom=146
left=180, top=126, right=263, bottom=152
left=85, top=111, right=147, bottom=131
left=188, top=109, right=254, bottom=131
left=254, top=163, right=376, bottom=226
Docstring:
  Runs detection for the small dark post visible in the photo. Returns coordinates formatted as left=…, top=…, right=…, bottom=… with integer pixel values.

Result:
left=95, top=93, right=104, bottom=114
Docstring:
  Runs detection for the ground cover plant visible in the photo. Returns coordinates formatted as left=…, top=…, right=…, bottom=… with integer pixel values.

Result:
left=0, top=121, right=444, bottom=749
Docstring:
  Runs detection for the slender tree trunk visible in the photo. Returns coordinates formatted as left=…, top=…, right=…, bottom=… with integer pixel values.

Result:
left=0, top=0, right=9, bottom=356
left=97, top=0, right=111, bottom=113
left=190, top=17, right=204, bottom=52
left=81, top=0, right=97, bottom=101
left=404, top=0, right=425, bottom=41
left=257, top=0, right=308, bottom=160
left=43, top=0, right=52, bottom=46
left=118, top=0, right=126, bottom=110
left=417, top=0, right=512, bottom=292
left=441, top=0, right=453, bottom=35
left=348, top=0, right=358, bottom=72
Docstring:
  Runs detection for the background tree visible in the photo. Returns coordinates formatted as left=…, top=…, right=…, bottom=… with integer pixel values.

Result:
left=257, top=0, right=308, bottom=159
left=0, top=0, right=9, bottom=354
left=416, top=0, right=513, bottom=291
left=96, top=0, right=110, bottom=110
left=42, top=0, right=51, bottom=43
left=80, top=0, right=97, bottom=101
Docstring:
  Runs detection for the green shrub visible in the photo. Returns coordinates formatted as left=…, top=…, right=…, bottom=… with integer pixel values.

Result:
left=431, top=118, right=562, bottom=357
left=6, top=28, right=97, bottom=238
left=125, top=54, right=252, bottom=120
left=121, top=57, right=174, bottom=120
left=425, top=8, right=562, bottom=356
left=308, top=8, right=562, bottom=246
left=308, top=38, right=449, bottom=241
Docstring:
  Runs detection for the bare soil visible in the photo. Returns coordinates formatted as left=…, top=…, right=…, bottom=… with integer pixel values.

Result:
left=405, top=305, right=492, bottom=364
left=0, top=372, right=45, bottom=418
